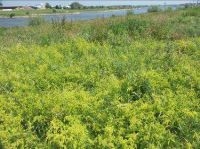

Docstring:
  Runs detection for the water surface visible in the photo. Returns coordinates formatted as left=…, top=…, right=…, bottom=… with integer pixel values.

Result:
left=0, top=5, right=182, bottom=27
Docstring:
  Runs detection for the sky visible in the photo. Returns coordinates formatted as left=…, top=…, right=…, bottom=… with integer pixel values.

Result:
left=1, top=0, right=196, bottom=7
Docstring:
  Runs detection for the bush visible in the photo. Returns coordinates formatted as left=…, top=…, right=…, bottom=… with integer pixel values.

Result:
left=52, top=9, right=57, bottom=13
left=28, top=17, right=45, bottom=26
left=26, top=11, right=30, bottom=15
left=182, top=7, right=200, bottom=17
left=45, top=2, right=52, bottom=9
left=126, top=10, right=134, bottom=16
left=9, top=13, right=15, bottom=18
left=109, top=18, right=149, bottom=37
left=148, top=6, right=162, bottom=12
left=165, top=7, right=173, bottom=12
left=55, top=5, right=62, bottom=9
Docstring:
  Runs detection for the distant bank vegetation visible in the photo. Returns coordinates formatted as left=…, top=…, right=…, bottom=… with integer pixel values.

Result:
left=0, top=2, right=135, bottom=18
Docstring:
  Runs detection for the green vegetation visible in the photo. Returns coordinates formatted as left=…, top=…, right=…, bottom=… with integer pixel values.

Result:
left=147, top=6, right=162, bottom=12
left=45, top=3, right=52, bottom=9
left=0, top=8, right=124, bottom=18
left=28, top=17, right=45, bottom=26
left=70, top=2, right=84, bottom=9
left=126, top=10, right=134, bottom=16
left=0, top=9, right=75, bottom=17
left=0, top=7, right=200, bottom=148
left=9, top=12, right=15, bottom=18
left=0, top=9, right=66, bottom=17
left=0, top=2, right=134, bottom=18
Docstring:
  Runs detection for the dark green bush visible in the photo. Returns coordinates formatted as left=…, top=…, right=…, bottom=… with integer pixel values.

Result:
left=126, top=10, right=134, bottom=16
left=26, top=11, right=30, bottom=15
left=52, top=9, right=57, bottom=13
left=28, top=17, right=45, bottom=26
left=109, top=18, right=149, bottom=37
left=9, top=13, right=15, bottom=18
left=182, top=8, right=200, bottom=17
left=148, top=6, right=162, bottom=13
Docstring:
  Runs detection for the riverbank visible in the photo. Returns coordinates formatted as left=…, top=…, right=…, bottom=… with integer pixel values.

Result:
left=0, top=8, right=135, bottom=19
left=0, top=7, right=137, bottom=18
left=0, top=7, right=147, bottom=27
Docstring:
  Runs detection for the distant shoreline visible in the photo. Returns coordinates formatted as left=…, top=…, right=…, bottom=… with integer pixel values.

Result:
left=0, top=8, right=135, bottom=19
left=0, top=12, right=81, bottom=18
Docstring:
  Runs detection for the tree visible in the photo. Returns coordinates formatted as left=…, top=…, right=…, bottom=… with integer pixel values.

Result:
left=55, top=5, right=62, bottom=9
left=45, top=3, right=52, bottom=9
left=70, top=2, right=84, bottom=9
left=0, top=2, right=3, bottom=7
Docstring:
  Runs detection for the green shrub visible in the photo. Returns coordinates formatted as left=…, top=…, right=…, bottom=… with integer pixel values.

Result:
left=109, top=18, right=149, bottom=37
left=0, top=27, right=6, bottom=36
left=126, top=10, right=134, bottom=16
left=9, top=13, right=15, bottom=18
left=148, top=6, right=162, bottom=13
left=28, top=17, right=45, bottom=26
left=182, top=7, right=200, bottom=17
left=52, top=9, right=57, bottom=13
left=26, top=11, right=30, bottom=15
left=165, top=7, right=173, bottom=12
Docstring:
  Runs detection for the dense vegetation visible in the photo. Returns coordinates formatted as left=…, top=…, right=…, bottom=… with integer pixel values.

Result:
left=0, top=7, right=200, bottom=148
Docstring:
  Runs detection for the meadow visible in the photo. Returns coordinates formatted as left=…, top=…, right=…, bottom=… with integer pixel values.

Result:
left=0, top=7, right=200, bottom=148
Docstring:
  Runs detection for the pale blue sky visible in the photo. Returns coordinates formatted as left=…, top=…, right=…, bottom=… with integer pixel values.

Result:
left=1, top=0, right=195, bottom=6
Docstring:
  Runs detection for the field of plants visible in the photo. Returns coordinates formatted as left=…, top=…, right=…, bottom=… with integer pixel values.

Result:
left=0, top=7, right=200, bottom=148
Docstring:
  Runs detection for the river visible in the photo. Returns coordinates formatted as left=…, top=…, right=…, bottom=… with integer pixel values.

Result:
left=0, top=5, right=182, bottom=27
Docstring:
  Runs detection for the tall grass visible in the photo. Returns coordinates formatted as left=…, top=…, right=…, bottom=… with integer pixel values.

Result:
left=28, top=16, right=46, bottom=26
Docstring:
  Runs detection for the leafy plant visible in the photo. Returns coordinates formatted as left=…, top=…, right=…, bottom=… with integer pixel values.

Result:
left=9, top=13, right=15, bottom=18
left=28, top=17, right=45, bottom=26
left=148, top=6, right=162, bottom=13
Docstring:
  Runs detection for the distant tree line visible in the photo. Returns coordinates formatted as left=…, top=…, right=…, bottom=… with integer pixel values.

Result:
left=45, top=2, right=134, bottom=10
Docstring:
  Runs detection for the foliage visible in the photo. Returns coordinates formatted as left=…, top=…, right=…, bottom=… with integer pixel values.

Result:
left=126, top=10, right=134, bottom=16
left=148, top=6, right=162, bottom=13
left=9, top=13, right=15, bottom=18
left=55, top=5, right=62, bottom=9
left=0, top=7, right=200, bottom=148
left=28, top=17, right=45, bottom=26
left=45, top=3, right=52, bottom=9
left=52, top=9, right=57, bottom=13
left=25, top=11, right=30, bottom=15
left=164, top=7, right=173, bottom=12
left=70, top=2, right=84, bottom=9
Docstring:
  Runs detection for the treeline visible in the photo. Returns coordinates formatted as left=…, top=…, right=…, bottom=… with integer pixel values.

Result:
left=45, top=2, right=135, bottom=10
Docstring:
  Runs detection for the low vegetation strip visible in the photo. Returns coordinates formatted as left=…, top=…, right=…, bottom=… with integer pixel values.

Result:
left=0, top=6, right=200, bottom=148
left=0, top=2, right=135, bottom=18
